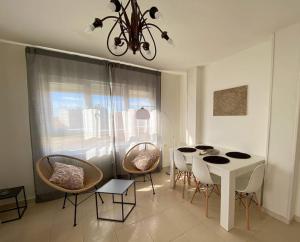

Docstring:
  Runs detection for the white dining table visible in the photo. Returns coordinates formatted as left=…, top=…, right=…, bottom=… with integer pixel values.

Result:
left=169, top=146, right=265, bottom=231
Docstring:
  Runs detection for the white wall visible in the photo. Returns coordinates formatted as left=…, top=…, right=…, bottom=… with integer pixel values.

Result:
left=192, top=23, right=300, bottom=222
left=200, top=40, right=273, bottom=156
left=179, top=73, right=188, bottom=144
left=264, top=23, right=300, bottom=221
left=0, top=42, right=35, bottom=199
left=186, top=68, right=198, bottom=145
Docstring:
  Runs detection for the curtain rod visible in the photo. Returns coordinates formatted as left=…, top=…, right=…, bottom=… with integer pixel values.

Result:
left=0, top=38, right=163, bottom=72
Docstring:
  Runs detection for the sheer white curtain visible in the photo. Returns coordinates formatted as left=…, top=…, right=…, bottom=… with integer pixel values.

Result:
left=26, top=48, right=161, bottom=201
left=111, top=64, right=161, bottom=175
left=26, top=49, right=114, bottom=201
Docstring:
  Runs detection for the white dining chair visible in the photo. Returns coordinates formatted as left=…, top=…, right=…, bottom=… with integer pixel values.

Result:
left=235, top=164, right=265, bottom=230
left=191, top=157, right=220, bottom=217
left=173, top=149, right=192, bottom=198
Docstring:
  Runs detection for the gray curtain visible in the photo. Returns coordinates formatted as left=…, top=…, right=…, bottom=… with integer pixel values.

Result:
left=26, top=48, right=161, bottom=202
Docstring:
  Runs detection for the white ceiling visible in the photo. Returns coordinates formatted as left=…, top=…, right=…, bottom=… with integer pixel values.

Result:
left=1, top=0, right=300, bottom=71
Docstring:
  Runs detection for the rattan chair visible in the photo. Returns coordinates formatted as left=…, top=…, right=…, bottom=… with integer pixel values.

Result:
left=122, top=142, right=160, bottom=194
left=36, top=154, right=104, bottom=226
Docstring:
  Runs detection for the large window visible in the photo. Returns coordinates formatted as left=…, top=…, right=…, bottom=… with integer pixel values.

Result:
left=27, top=47, right=161, bottom=200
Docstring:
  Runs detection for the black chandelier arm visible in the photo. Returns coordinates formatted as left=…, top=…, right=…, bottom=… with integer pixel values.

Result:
left=144, top=23, right=164, bottom=34
left=121, top=0, right=132, bottom=29
left=101, top=16, right=128, bottom=31
left=139, top=26, right=157, bottom=61
left=107, top=21, right=129, bottom=57
left=141, top=10, right=150, bottom=20
left=137, top=4, right=150, bottom=29
left=119, top=23, right=129, bottom=44
left=101, top=16, right=119, bottom=22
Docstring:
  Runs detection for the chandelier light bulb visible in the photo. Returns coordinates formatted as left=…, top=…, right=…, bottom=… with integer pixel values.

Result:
left=108, top=0, right=122, bottom=12
left=84, top=18, right=103, bottom=33
left=146, top=49, right=151, bottom=55
left=154, top=11, right=162, bottom=19
left=167, top=38, right=174, bottom=45
left=84, top=24, right=95, bottom=33
left=108, top=2, right=117, bottom=12
left=149, top=7, right=160, bottom=19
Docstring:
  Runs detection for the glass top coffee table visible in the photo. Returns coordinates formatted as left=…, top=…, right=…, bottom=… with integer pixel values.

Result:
left=95, top=179, right=136, bottom=222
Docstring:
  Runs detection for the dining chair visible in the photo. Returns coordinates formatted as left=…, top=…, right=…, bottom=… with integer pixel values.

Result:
left=235, top=164, right=265, bottom=230
left=191, top=156, right=220, bottom=217
left=173, top=149, right=192, bottom=198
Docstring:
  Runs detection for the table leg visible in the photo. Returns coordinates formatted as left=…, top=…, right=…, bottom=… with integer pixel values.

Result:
left=220, top=172, right=236, bottom=231
left=170, top=149, right=175, bottom=188
left=22, top=186, right=27, bottom=208
left=134, top=181, right=136, bottom=205
left=15, top=196, right=21, bottom=218
left=121, top=194, right=124, bottom=221
left=256, top=187, right=262, bottom=206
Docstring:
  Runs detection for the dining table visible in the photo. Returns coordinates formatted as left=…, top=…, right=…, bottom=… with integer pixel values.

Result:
left=169, top=146, right=265, bottom=231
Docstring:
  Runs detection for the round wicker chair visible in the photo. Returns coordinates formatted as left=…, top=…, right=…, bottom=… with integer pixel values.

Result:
left=122, top=142, right=161, bottom=194
left=36, top=154, right=104, bottom=226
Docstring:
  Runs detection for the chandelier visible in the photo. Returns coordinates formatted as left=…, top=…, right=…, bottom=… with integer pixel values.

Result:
left=86, top=0, right=172, bottom=61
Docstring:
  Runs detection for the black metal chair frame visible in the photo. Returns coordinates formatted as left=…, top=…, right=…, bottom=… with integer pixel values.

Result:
left=62, top=186, right=104, bottom=226
left=129, top=172, right=155, bottom=194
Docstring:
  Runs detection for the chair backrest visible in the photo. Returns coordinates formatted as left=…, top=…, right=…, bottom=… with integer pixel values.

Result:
left=243, top=164, right=265, bottom=193
left=173, top=149, right=189, bottom=172
left=192, top=157, right=214, bottom=185
left=36, top=154, right=103, bottom=193
left=122, top=142, right=161, bottom=174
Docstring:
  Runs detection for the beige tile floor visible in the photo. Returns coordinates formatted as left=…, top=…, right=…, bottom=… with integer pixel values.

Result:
left=1, top=171, right=300, bottom=242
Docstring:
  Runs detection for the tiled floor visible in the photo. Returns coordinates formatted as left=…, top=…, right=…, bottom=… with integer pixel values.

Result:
left=1, top=171, right=300, bottom=242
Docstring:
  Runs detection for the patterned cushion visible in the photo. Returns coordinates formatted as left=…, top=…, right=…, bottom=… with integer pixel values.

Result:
left=132, top=149, right=160, bottom=171
left=49, top=162, right=84, bottom=190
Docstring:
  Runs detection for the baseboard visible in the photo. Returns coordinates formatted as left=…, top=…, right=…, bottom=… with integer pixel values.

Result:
left=294, top=215, right=300, bottom=222
left=262, top=207, right=292, bottom=224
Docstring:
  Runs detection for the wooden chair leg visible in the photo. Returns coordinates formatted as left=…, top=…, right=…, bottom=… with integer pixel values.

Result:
left=246, top=196, right=250, bottom=230
left=205, top=186, right=209, bottom=217
left=193, top=174, right=197, bottom=185
left=191, top=182, right=200, bottom=203
left=187, top=172, right=191, bottom=186
left=254, top=193, right=261, bottom=211
left=182, top=172, right=186, bottom=198
left=239, top=194, right=242, bottom=206
left=215, top=184, right=221, bottom=196
left=175, top=171, right=182, bottom=186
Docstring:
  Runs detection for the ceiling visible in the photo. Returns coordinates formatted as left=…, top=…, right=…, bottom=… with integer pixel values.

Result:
left=1, top=0, right=300, bottom=71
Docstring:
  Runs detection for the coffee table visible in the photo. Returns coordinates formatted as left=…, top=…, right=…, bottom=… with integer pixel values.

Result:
left=95, top=179, right=136, bottom=222
left=0, top=186, right=27, bottom=223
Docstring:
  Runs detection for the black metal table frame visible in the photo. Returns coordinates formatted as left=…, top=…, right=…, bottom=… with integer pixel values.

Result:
left=0, top=186, right=27, bottom=223
left=95, top=181, right=136, bottom=222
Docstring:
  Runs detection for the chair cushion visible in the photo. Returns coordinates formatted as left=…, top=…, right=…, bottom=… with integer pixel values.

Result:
left=132, top=149, right=160, bottom=171
left=49, top=162, right=84, bottom=190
